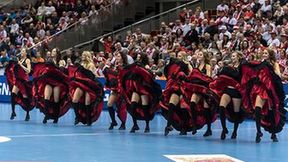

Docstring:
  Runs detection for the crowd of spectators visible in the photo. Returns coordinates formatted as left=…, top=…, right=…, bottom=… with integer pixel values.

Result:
left=2, top=0, right=288, bottom=82
left=88, top=0, right=288, bottom=81
left=0, top=0, right=120, bottom=71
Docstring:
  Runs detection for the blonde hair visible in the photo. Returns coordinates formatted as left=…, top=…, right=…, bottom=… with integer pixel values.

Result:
left=81, top=51, right=95, bottom=69
left=178, top=51, right=189, bottom=63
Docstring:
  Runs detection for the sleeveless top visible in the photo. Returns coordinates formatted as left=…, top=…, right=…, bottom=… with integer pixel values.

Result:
left=198, top=63, right=207, bottom=74
left=20, top=58, right=28, bottom=68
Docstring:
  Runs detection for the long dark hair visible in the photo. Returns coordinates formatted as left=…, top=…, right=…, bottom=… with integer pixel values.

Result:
left=137, top=52, right=149, bottom=66
left=119, top=51, right=128, bottom=66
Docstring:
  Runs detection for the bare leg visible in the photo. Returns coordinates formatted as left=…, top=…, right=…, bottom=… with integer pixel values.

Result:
left=85, top=92, right=92, bottom=126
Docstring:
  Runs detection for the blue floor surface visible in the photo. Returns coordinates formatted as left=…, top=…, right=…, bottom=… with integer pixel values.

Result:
left=0, top=103, right=287, bottom=162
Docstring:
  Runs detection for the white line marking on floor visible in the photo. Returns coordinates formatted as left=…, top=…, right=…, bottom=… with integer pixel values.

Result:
left=0, top=136, right=11, bottom=143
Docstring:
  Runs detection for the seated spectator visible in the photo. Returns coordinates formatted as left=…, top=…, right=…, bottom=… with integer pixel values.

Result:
left=0, top=49, right=10, bottom=68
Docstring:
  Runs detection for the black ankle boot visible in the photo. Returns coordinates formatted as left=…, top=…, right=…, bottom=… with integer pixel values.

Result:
left=144, top=120, right=150, bottom=133
left=25, top=111, right=30, bottom=121
left=118, top=123, right=126, bottom=130
left=10, top=93, right=17, bottom=120
left=271, top=133, right=278, bottom=142
left=43, top=116, right=48, bottom=124
left=130, top=120, right=140, bottom=133
left=164, top=126, right=173, bottom=136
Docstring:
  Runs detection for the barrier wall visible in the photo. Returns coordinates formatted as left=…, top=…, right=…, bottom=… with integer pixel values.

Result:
left=1, top=76, right=288, bottom=110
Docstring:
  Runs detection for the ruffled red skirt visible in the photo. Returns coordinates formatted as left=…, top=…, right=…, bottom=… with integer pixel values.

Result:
left=32, top=63, right=70, bottom=118
left=181, top=69, right=218, bottom=129
left=119, top=63, right=162, bottom=120
left=209, top=75, right=245, bottom=123
left=68, top=65, right=104, bottom=124
left=240, top=61, right=286, bottom=133
left=103, top=68, right=127, bottom=122
left=5, top=61, right=34, bottom=111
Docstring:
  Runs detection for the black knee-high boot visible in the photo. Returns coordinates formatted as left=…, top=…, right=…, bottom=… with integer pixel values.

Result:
left=164, top=103, right=176, bottom=136
left=10, top=93, right=17, bottom=120
left=190, top=102, right=197, bottom=135
left=53, top=102, right=60, bottom=124
left=231, top=112, right=239, bottom=139
left=269, top=109, right=278, bottom=142
left=86, top=104, right=93, bottom=126
left=219, top=106, right=228, bottom=140
left=130, top=102, right=139, bottom=133
left=108, top=106, right=117, bottom=130
left=203, top=108, right=212, bottom=137
left=143, top=105, right=150, bottom=133
left=179, top=109, right=188, bottom=135
left=43, top=99, right=50, bottom=124
left=72, top=102, right=80, bottom=125
left=23, top=98, right=30, bottom=121
left=255, top=106, right=263, bottom=143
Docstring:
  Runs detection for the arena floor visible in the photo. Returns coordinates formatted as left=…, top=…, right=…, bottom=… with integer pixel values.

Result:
left=0, top=103, right=287, bottom=162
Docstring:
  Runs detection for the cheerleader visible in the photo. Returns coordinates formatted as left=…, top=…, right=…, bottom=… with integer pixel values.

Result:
left=186, top=50, right=217, bottom=136
left=5, top=48, right=33, bottom=121
left=104, top=57, right=127, bottom=130
left=210, top=51, right=245, bottom=140
left=33, top=48, right=70, bottom=124
left=161, top=51, right=192, bottom=136
left=69, top=51, right=104, bottom=126
left=240, top=49, right=286, bottom=143
left=118, top=52, right=162, bottom=133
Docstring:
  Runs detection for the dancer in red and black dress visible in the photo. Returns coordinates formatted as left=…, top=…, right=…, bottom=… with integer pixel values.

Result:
left=240, top=49, right=286, bottom=143
left=104, top=59, right=127, bottom=130
left=182, top=50, right=218, bottom=136
left=69, top=51, right=104, bottom=126
left=5, top=48, right=34, bottom=121
left=33, top=48, right=70, bottom=124
left=161, top=51, right=192, bottom=136
left=119, top=52, right=162, bottom=133
left=210, top=51, right=245, bottom=140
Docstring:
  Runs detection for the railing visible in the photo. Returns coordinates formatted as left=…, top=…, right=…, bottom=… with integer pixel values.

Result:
left=44, top=0, right=136, bottom=51
left=26, top=0, right=131, bottom=53
left=60, top=0, right=201, bottom=54
left=0, top=0, right=14, bottom=8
